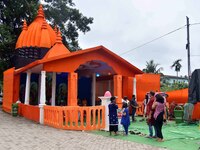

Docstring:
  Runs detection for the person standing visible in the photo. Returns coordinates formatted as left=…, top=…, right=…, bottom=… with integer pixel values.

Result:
left=122, top=96, right=130, bottom=106
left=108, top=96, right=118, bottom=135
left=146, top=91, right=157, bottom=138
left=143, top=94, right=149, bottom=118
left=152, top=94, right=166, bottom=142
left=121, top=102, right=130, bottom=135
left=130, top=95, right=138, bottom=122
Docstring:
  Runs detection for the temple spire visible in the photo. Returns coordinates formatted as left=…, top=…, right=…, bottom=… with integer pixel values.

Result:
left=56, top=30, right=62, bottom=44
left=37, top=4, right=45, bottom=18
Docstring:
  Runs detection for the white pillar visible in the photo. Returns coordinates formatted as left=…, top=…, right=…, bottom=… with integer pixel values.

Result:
left=51, top=72, right=56, bottom=106
left=39, top=71, right=46, bottom=124
left=99, top=96, right=111, bottom=131
left=39, top=71, right=46, bottom=105
left=25, top=72, right=31, bottom=105
left=133, top=77, right=137, bottom=97
left=91, top=73, right=96, bottom=106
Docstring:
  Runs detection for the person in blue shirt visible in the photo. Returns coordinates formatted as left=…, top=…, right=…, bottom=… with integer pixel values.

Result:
left=121, top=102, right=130, bottom=135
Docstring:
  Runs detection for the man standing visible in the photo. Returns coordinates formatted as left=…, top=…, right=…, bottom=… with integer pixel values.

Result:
left=130, top=95, right=138, bottom=122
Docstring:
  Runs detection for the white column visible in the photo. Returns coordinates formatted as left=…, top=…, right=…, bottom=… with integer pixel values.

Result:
left=39, top=71, right=46, bottom=105
left=91, top=73, right=96, bottom=106
left=25, top=72, right=31, bottom=105
left=99, top=96, right=111, bottom=131
left=39, top=71, right=46, bottom=124
left=133, top=77, right=137, bottom=97
left=51, top=72, right=56, bottom=106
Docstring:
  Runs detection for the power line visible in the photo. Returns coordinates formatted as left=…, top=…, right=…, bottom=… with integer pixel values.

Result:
left=190, top=22, right=200, bottom=26
left=191, top=55, right=200, bottom=56
left=120, top=25, right=186, bottom=55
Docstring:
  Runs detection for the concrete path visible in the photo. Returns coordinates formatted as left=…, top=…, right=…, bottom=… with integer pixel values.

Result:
left=0, top=108, right=167, bottom=150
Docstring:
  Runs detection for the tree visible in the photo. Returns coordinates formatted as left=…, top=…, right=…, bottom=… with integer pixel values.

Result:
left=143, top=60, right=163, bottom=74
left=44, top=0, right=93, bottom=51
left=0, top=0, right=93, bottom=81
left=171, top=59, right=182, bottom=77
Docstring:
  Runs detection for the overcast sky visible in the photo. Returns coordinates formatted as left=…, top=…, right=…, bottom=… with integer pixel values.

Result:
left=73, top=0, right=200, bottom=77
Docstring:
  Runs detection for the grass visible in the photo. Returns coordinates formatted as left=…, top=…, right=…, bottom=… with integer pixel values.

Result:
left=91, top=117, right=200, bottom=150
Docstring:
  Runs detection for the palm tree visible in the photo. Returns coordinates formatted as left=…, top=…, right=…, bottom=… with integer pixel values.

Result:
left=171, top=59, right=182, bottom=77
left=143, top=60, right=163, bottom=74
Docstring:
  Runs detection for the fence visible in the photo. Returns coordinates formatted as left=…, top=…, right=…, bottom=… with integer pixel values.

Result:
left=44, top=105, right=105, bottom=131
left=18, top=103, right=40, bottom=123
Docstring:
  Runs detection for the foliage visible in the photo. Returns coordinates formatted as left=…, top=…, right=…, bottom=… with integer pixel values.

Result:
left=44, top=0, right=93, bottom=51
left=57, top=83, right=67, bottom=106
left=171, top=59, right=182, bottom=77
left=160, top=76, right=188, bottom=92
left=30, top=82, right=38, bottom=105
left=0, top=0, right=93, bottom=81
left=0, top=80, right=2, bottom=92
left=142, top=60, right=163, bottom=74
left=0, top=0, right=38, bottom=76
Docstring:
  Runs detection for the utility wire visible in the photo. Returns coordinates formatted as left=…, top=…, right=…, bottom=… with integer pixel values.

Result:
left=191, top=55, right=200, bottom=56
left=190, top=22, right=200, bottom=26
left=120, top=25, right=186, bottom=55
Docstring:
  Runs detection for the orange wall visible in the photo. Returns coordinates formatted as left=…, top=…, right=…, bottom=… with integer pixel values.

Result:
left=166, top=88, right=188, bottom=104
left=122, top=76, right=133, bottom=100
left=3, top=68, right=15, bottom=113
left=114, top=75, right=122, bottom=107
left=136, top=74, right=160, bottom=102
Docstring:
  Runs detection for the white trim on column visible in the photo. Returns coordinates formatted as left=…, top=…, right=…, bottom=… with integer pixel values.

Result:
left=51, top=72, right=56, bottom=106
left=39, top=71, right=46, bottom=124
left=39, top=71, right=46, bottom=105
left=25, top=71, right=31, bottom=105
left=133, top=77, right=137, bottom=97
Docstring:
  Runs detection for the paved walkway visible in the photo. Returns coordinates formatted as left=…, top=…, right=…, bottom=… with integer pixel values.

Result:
left=0, top=108, right=166, bottom=150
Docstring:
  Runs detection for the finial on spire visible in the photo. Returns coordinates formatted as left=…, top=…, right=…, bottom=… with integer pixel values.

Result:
left=37, top=4, right=45, bottom=18
left=22, top=20, right=28, bottom=30
left=41, top=19, right=47, bottom=29
left=56, top=30, right=62, bottom=44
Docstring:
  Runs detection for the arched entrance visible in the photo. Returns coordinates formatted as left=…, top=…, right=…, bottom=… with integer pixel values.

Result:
left=75, top=60, right=116, bottom=106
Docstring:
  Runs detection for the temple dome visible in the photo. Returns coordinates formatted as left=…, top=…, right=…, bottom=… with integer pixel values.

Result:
left=15, top=5, right=56, bottom=49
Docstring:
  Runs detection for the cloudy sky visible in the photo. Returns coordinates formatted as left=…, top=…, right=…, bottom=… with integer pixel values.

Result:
left=73, top=0, right=200, bottom=77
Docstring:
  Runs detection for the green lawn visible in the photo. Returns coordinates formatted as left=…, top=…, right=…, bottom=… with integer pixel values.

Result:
left=91, top=117, right=200, bottom=150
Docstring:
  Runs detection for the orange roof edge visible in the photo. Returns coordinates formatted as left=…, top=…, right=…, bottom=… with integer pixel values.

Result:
left=14, top=60, right=41, bottom=74
left=41, top=45, right=143, bottom=74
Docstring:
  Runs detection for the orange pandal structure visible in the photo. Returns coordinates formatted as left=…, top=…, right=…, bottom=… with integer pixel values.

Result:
left=166, top=88, right=188, bottom=104
left=136, top=73, right=160, bottom=103
left=44, top=105, right=105, bottom=131
left=166, top=88, right=200, bottom=120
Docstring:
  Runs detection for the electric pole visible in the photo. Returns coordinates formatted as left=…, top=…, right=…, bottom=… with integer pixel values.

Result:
left=186, top=16, right=191, bottom=83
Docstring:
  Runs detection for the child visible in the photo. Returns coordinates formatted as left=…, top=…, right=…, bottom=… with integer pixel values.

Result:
left=121, top=102, right=130, bottom=135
